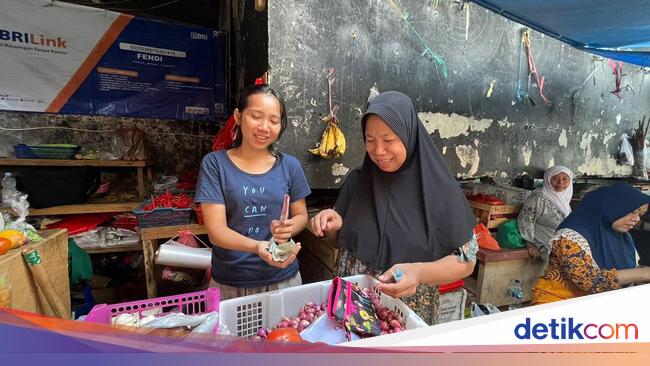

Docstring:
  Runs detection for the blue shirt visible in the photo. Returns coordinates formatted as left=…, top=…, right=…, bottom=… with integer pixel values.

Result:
left=195, top=150, right=311, bottom=287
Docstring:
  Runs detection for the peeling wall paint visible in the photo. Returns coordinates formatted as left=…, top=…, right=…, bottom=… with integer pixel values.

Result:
left=331, top=163, right=349, bottom=176
left=418, top=112, right=492, bottom=139
left=522, top=144, right=532, bottom=166
left=577, top=157, right=633, bottom=176
left=603, top=132, right=617, bottom=147
left=579, top=132, right=600, bottom=158
left=558, top=130, right=568, bottom=148
left=455, top=145, right=480, bottom=177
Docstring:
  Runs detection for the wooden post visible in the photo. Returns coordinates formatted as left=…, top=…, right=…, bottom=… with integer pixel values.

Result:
left=142, top=239, right=158, bottom=298
left=137, top=167, right=145, bottom=198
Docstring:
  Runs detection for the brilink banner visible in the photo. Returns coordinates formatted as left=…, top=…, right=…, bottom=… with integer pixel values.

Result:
left=0, top=0, right=226, bottom=120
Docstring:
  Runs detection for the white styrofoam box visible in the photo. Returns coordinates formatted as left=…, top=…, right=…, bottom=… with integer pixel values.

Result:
left=462, top=182, right=531, bottom=206
left=218, top=274, right=427, bottom=339
left=438, top=288, right=467, bottom=324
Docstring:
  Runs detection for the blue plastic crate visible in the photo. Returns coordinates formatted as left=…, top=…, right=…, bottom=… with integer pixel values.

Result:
left=133, top=201, right=192, bottom=228
left=14, top=144, right=80, bottom=159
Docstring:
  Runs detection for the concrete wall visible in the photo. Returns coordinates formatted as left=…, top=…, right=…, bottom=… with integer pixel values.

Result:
left=0, top=112, right=215, bottom=175
left=268, top=0, right=650, bottom=188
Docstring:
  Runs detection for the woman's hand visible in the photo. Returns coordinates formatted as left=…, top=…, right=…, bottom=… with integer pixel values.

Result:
left=270, top=219, right=295, bottom=243
left=310, top=209, right=342, bottom=238
left=376, top=263, right=421, bottom=298
left=256, top=241, right=301, bottom=269
left=526, top=242, right=540, bottom=259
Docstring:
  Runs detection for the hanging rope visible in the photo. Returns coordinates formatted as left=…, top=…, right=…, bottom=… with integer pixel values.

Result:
left=608, top=59, right=624, bottom=98
left=522, top=29, right=551, bottom=106
left=326, top=68, right=340, bottom=124
left=386, top=0, right=448, bottom=78
left=514, top=29, right=533, bottom=106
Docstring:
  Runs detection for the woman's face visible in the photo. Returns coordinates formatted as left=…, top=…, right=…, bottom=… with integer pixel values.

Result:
left=550, top=172, right=571, bottom=192
left=611, top=203, right=648, bottom=233
left=365, top=115, right=407, bottom=173
left=234, top=93, right=282, bottom=151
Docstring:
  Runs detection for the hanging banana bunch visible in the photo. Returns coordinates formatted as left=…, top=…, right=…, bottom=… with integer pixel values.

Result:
left=309, top=68, right=346, bottom=159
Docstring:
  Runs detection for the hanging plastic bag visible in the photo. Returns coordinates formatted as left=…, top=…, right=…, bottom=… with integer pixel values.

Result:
left=212, top=115, right=238, bottom=151
left=619, top=133, right=635, bottom=166
left=161, top=230, right=210, bottom=285
left=473, top=223, right=500, bottom=251
left=112, top=126, right=148, bottom=160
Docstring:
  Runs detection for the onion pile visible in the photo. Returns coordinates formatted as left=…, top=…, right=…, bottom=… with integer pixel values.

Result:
left=254, top=302, right=327, bottom=340
left=254, top=286, right=406, bottom=340
left=362, top=287, right=405, bottom=335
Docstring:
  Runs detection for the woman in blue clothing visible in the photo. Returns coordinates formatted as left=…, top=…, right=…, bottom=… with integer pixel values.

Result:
left=195, top=84, right=311, bottom=300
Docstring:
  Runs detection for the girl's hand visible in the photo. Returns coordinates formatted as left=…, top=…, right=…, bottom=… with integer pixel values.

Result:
left=256, top=241, right=301, bottom=269
left=376, top=263, right=421, bottom=298
left=310, top=209, right=342, bottom=237
left=270, top=219, right=294, bottom=243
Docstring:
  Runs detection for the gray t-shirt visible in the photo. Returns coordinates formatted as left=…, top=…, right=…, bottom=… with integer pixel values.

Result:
left=195, top=150, right=311, bottom=287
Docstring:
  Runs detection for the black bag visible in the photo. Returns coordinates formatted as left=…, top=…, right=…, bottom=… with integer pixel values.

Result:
left=17, top=167, right=100, bottom=208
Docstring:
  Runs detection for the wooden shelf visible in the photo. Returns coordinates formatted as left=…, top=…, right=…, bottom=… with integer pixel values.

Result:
left=83, top=242, right=142, bottom=254
left=29, top=202, right=140, bottom=216
left=1, top=158, right=153, bottom=197
left=139, top=223, right=207, bottom=241
left=0, top=158, right=148, bottom=167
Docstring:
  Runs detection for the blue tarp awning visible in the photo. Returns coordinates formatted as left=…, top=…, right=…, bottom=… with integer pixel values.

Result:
left=471, top=0, right=650, bottom=66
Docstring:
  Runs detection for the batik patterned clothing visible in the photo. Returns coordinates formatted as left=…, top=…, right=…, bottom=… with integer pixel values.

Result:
left=532, top=228, right=619, bottom=304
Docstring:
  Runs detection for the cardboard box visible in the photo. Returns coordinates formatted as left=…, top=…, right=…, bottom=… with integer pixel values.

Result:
left=0, top=229, right=70, bottom=318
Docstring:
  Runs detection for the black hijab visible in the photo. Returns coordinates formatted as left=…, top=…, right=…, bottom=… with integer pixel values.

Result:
left=335, top=91, right=475, bottom=270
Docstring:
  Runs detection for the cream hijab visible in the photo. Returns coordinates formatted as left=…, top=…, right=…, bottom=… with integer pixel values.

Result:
left=541, top=165, right=573, bottom=217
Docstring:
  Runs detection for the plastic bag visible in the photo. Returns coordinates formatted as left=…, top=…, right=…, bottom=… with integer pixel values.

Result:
left=473, top=223, right=500, bottom=251
left=3, top=191, right=41, bottom=243
left=212, top=115, right=238, bottom=151
left=497, top=219, right=525, bottom=249
left=161, top=230, right=210, bottom=285
left=619, top=133, right=635, bottom=166
left=470, top=302, right=500, bottom=317
left=112, top=126, right=148, bottom=160
left=140, top=311, right=219, bottom=332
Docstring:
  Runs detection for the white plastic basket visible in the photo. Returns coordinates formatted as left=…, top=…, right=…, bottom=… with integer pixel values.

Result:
left=218, top=274, right=427, bottom=339
left=438, top=288, right=467, bottom=323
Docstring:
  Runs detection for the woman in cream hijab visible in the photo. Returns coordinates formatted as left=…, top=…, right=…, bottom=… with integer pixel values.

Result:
left=518, top=166, right=573, bottom=262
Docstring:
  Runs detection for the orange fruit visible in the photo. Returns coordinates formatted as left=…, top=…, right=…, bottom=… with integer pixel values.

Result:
left=0, top=230, right=26, bottom=249
left=0, top=238, right=11, bottom=255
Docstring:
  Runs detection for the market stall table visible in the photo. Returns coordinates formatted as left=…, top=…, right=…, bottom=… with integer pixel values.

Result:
left=464, top=247, right=545, bottom=307
left=0, top=229, right=70, bottom=318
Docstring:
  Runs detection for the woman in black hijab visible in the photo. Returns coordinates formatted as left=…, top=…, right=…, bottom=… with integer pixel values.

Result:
left=310, top=91, right=477, bottom=325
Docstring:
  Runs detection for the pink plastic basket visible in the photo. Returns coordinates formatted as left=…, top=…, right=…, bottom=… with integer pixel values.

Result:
left=85, top=288, right=220, bottom=332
